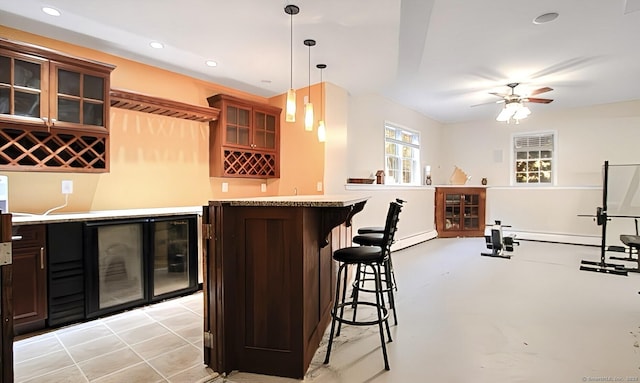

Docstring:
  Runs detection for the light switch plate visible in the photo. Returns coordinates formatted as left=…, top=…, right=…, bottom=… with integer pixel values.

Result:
left=222, top=182, right=229, bottom=193
left=261, top=183, right=267, bottom=192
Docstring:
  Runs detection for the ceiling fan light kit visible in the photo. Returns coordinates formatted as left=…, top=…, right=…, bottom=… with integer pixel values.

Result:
left=492, top=83, right=552, bottom=124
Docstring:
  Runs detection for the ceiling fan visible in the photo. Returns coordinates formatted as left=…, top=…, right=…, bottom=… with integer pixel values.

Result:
left=486, top=82, right=554, bottom=123
left=489, top=82, right=554, bottom=105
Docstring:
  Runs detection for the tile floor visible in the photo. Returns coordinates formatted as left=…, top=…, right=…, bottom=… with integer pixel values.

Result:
left=14, top=238, right=640, bottom=382
left=13, top=291, right=217, bottom=383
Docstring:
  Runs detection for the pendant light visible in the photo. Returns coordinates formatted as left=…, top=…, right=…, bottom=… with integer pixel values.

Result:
left=284, top=4, right=299, bottom=122
left=303, top=39, right=316, bottom=131
left=316, top=64, right=327, bottom=142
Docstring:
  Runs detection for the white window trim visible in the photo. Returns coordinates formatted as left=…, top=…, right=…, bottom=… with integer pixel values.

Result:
left=510, top=130, right=558, bottom=186
left=384, top=121, right=421, bottom=185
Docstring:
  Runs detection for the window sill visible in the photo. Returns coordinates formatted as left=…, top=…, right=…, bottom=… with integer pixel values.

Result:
left=345, top=183, right=433, bottom=191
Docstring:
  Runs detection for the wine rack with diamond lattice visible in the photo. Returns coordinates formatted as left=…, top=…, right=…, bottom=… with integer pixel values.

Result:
left=0, top=127, right=107, bottom=172
left=223, top=150, right=277, bottom=177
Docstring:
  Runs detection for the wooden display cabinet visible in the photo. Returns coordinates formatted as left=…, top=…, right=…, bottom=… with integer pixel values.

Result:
left=11, top=224, right=47, bottom=335
left=435, top=187, right=486, bottom=238
left=0, top=37, right=114, bottom=172
left=207, top=94, right=281, bottom=178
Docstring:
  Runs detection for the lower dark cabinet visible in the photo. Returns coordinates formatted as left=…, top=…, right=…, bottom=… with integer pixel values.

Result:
left=47, top=222, right=85, bottom=327
left=12, top=224, right=47, bottom=335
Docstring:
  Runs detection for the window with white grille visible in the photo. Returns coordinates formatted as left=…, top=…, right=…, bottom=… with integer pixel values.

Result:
left=384, top=122, right=420, bottom=185
left=513, top=132, right=555, bottom=184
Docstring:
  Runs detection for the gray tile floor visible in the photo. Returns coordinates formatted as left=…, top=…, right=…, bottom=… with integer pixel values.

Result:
left=14, top=238, right=640, bottom=382
left=13, top=291, right=217, bottom=383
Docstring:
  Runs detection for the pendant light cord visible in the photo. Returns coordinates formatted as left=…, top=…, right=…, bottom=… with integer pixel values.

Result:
left=290, top=12, right=293, bottom=89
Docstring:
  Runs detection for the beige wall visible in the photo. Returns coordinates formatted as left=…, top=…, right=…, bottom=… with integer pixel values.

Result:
left=0, top=26, right=325, bottom=213
left=347, top=93, right=443, bottom=182
left=441, top=100, right=640, bottom=244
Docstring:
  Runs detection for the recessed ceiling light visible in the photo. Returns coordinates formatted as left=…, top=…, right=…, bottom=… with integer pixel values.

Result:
left=149, top=41, right=164, bottom=49
left=533, top=12, right=559, bottom=24
left=42, top=7, right=61, bottom=16
left=205, top=60, right=217, bottom=67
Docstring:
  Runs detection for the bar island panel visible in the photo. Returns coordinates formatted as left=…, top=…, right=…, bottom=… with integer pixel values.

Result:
left=202, top=195, right=368, bottom=379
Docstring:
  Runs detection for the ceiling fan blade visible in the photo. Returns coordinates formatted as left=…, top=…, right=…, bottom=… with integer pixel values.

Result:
left=526, top=97, right=554, bottom=104
left=529, top=87, right=553, bottom=96
left=471, top=100, right=504, bottom=107
left=488, top=92, right=508, bottom=98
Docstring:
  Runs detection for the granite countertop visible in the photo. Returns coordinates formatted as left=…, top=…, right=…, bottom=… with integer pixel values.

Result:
left=212, top=194, right=370, bottom=207
left=11, top=206, right=203, bottom=225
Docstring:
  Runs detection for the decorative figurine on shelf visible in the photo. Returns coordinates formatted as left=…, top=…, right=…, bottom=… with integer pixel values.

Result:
left=425, top=165, right=432, bottom=185
left=449, top=166, right=470, bottom=185
left=375, top=170, right=385, bottom=184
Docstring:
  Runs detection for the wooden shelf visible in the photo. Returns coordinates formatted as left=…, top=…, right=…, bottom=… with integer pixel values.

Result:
left=110, top=88, right=220, bottom=122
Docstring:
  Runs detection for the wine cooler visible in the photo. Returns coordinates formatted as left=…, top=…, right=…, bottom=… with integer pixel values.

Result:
left=84, top=215, right=198, bottom=318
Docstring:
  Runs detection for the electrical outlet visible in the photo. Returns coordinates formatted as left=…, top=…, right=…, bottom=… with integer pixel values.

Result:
left=61, top=180, right=73, bottom=194
left=261, top=183, right=267, bottom=192
left=222, top=182, right=229, bottom=193
left=316, top=182, right=323, bottom=192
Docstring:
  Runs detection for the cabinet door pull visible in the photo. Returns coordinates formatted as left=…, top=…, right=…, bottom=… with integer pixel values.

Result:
left=40, top=247, right=44, bottom=269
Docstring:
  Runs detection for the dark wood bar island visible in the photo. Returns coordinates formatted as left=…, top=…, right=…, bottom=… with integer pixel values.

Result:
left=202, top=195, right=368, bottom=379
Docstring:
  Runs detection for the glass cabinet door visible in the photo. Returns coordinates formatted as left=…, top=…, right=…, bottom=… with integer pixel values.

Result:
left=225, top=104, right=251, bottom=147
left=0, top=50, right=47, bottom=121
left=54, top=65, right=106, bottom=128
left=253, top=110, right=277, bottom=150
left=463, top=194, right=480, bottom=230
left=152, top=219, right=191, bottom=297
left=444, top=193, right=461, bottom=230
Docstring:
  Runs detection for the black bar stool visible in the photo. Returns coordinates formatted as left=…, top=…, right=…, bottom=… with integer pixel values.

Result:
left=352, top=199, right=405, bottom=324
left=323, top=201, right=403, bottom=371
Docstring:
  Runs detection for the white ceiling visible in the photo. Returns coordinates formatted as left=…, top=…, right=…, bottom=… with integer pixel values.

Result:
left=1, top=0, right=640, bottom=124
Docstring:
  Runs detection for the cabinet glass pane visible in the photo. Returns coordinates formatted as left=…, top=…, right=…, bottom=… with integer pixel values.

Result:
left=227, top=106, right=237, bottom=124
left=238, top=127, right=250, bottom=146
left=0, top=56, right=10, bottom=84
left=15, top=59, right=41, bottom=89
left=14, top=91, right=40, bottom=117
left=58, top=69, right=80, bottom=96
left=83, top=74, right=104, bottom=100
left=464, top=217, right=479, bottom=229
left=266, top=115, right=276, bottom=132
left=445, top=194, right=461, bottom=204
left=226, top=125, right=238, bottom=144
left=153, top=219, right=190, bottom=296
left=0, top=88, right=9, bottom=114
left=255, top=112, right=265, bottom=130
left=254, top=132, right=265, bottom=148
left=58, top=98, right=80, bottom=123
left=266, top=132, right=275, bottom=149
left=465, top=194, right=478, bottom=205
left=238, top=108, right=250, bottom=127
left=83, top=101, right=104, bottom=126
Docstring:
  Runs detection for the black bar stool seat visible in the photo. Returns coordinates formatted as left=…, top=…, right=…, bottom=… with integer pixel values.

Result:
left=324, top=201, right=403, bottom=371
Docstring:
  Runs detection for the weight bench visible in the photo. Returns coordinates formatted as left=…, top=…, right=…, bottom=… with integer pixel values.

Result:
left=611, top=219, right=640, bottom=272
left=481, top=220, right=519, bottom=259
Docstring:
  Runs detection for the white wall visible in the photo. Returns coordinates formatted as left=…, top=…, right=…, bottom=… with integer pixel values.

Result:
left=442, top=100, right=640, bottom=245
left=345, top=185, right=437, bottom=249
left=347, top=93, right=443, bottom=181
left=323, top=83, right=350, bottom=194
left=330, top=93, right=444, bottom=249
